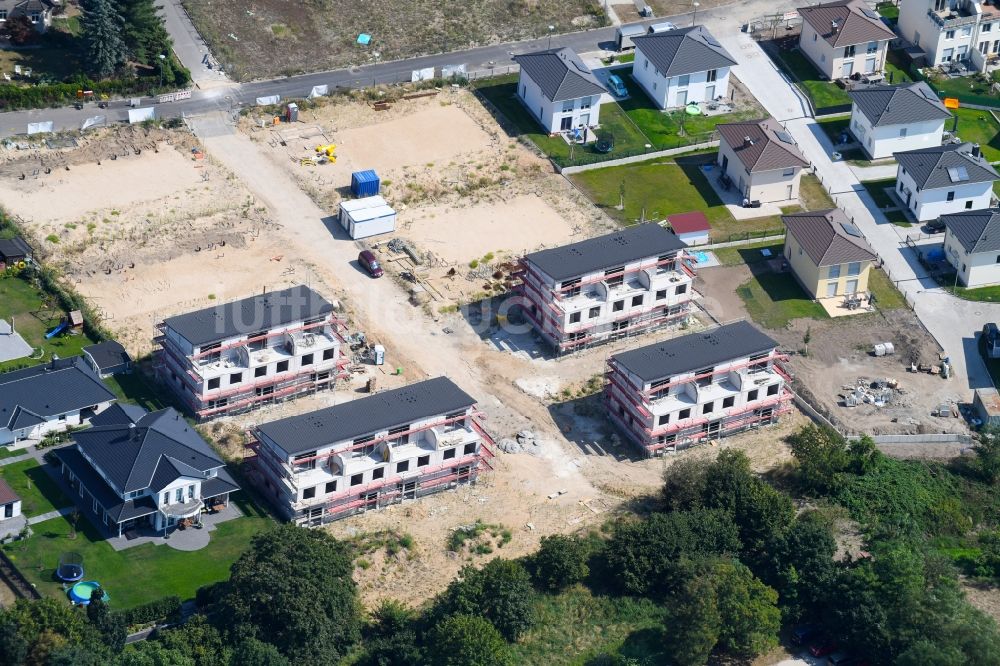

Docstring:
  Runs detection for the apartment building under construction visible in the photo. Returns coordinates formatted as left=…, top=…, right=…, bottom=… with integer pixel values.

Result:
left=246, top=377, right=495, bottom=526
left=515, top=223, right=696, bottom=353
left=605, top=321, right=793, bottom=456
left=155, top=285, right=348, bottom=419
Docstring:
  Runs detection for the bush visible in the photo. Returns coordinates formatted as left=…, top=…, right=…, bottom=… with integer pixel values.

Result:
left=425, top=614, right=513, bottom=666
left=531, top=534, right=589, bottom=592
left=430, top=559, right=535, bottom=641
left=113, top=596, right=182, bottom=627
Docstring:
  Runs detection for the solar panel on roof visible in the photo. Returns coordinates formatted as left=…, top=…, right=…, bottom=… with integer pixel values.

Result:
left=775, top=130, right=794, bottom=144
left=948, top=166, right=970, bottom=182
left=861, top=7, right=880, bottom=19
left=840, top=221, right=863, bottom=238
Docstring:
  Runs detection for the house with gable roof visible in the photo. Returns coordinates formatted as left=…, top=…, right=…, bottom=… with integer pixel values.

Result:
left=797, top=0, right=897, bottom=80
left=630, top=25, right=736, bottom=109
left=782, top=209, right=878, bottom=299
left=848, top=82, right=952, bottom=159
left=716, top=117, right=811, bottom=204
left=894, top=142, right=1000, bottom=221
left=940, top=208, right=1000, bottom=286
left=512, top=47, right=608, bottom=134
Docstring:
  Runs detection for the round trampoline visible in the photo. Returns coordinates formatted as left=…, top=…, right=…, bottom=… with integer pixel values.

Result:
left=68, top=581, right=108, bottom=606
left=56, top=552, right=84, bottom=582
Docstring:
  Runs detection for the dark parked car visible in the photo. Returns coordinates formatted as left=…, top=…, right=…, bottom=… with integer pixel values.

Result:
left=358, top=250, right=383, bottom=278
left=791, top=624, right=821, bottom=645
left=925, top=217, right=946, bottom=234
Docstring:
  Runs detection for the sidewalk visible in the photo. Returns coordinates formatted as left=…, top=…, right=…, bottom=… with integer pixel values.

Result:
left=718, top=30, right=999, bottom=394
left=157, top=0, right=232, bottom=88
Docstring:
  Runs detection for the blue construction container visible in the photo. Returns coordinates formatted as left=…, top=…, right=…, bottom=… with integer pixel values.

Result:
left=351, top=170, right=380, bottom=197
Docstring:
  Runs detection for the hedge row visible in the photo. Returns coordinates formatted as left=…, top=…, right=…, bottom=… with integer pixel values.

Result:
left=113, top=595, right=182, bottom=626
left=0, top=69, right=191, bottom=111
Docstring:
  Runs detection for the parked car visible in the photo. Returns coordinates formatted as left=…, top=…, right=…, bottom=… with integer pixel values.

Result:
left=828, top=651, right=863, bottom=666
left=791, top=624, right=821, bottom=645
left=357, top=250, right=384, bottom=278
left=810, top=640, right=838, bottom=658
left=925, top=217, right=946, bottom=234
left=607, top=74, right=627, bottom=98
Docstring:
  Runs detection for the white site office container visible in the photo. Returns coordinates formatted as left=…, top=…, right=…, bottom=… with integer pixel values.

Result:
left=339, top=196, right=397, bottom=240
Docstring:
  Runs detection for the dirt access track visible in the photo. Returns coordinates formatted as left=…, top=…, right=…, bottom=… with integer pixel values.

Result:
left=182, top=0, right=606, bottom=80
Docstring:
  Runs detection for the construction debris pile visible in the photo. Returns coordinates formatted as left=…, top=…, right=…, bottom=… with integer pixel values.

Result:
left=840, top=377, right=902, bottom=408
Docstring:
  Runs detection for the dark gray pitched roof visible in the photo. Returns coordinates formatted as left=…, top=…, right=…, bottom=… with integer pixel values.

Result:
left=83, top=340, right=131, bottom=372
left=631, top=25, right=736, bottom=77
left=782, top=209, right=877, bottom=266
left=523, top=223, right=685, bottom=282
left=798, top=0, right=895, bottom=47
left=89, top=403, right=148, bottom=427
left=202, top=469, right=240, bottom=499
left=849, top=82, right=951, bottom=127
left=716, top=117, right=810, bottom=172
left=512, top=47, right=607, bottom=102
left=72, top=407, right=225, bottom=494
left=611, top=321, right=779, bottom=383
left=162, top=285, right=333, bottom=347
left=0, top=236, right=31, bottom=260
left=941, top=209, right=1000, bottom=254
left=894, top=143, right=1000, bottom=190
left=54, top=447, right=159, bottom=523
left=0, top=357, right=116, bottom=432
left=256, top=377, right=476, bottom=456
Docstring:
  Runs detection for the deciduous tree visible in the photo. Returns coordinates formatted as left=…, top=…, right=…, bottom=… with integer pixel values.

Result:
left=426, top=615, right=514, bottom=666
left=532, top=534, right=589, bottom=592
left=431, top=558, right=535, bottom=641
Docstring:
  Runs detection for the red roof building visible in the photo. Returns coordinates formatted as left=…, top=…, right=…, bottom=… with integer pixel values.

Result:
left=666, top=212, right=710, bottom=245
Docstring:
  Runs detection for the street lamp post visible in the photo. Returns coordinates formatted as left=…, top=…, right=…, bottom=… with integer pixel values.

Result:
left=692, top=1, right=700, bottom=26
left=372, top=51, right=381, bottom=87
left=547, top=25, right=555, bottom=49
left=158, top=54, right=166, bottom=88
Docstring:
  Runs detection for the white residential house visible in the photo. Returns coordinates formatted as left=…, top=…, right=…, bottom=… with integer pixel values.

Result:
left=0, top=0, right=57, bottom=33
left=155, top=285, right=348, bottom=420
left=847, top=82, right=952, bottom=159
left=605, top=321, right=792, bottom=456
left=940, top=208, right=1000, bottom=286
left=249, top=377, right=494, bottom=527
left=511, top=47, right=608, bottom=134
left=894, top=142, right=999, bottom=221
left=516, top=223, right=697, bottom=354
left=630, top=25, right=736, bottom=109
left=716, top=117, right=810, bottom=204
left=898, top=0, right=1000, bottom=71
left=797, top=0, right=897, bottom=80
left=0, top=356, right=117, bottom=448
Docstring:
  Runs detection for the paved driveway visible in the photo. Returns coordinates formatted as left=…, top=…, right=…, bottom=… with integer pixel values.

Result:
left=717, top=30, right=999, bottom=395
left=157, top=0, right=232, bottom=87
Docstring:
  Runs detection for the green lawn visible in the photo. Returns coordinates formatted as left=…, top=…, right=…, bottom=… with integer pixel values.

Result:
left=952, top=106, right=1000, bottom=163
left=868, top=267, right=906, bottom=310
left=876, top=2, right=899, bottom=20
left=952, top=283, right=1000, bottom=302
left=714, top=242, right=784, bottom=267
left=1, top=459, right=72, bottom=518
left=800, top=173, right=836, bottom=211
left=104, top=372, right=176, bottom=413
left=884, top=209, right=912, bottom=227
left=0, top=274, right=96, bottom=373
left=510, top=586, right=667, bottom=664
left=4, top=491, right=273, bottom=609
left=884, top=49, right=912, bottom=84
left=926, top=72, right=1000, bottom=107
left=816, top=114, right=869, bottom=161
left=475, top=75, right=651, bottom=166
left=860, top=178, right=898, bottom=209
left=774, top=48, right=852, bottom=111
left=736, top=272, right=828, bottom=329
left=616, top=73, right=757, bottom=149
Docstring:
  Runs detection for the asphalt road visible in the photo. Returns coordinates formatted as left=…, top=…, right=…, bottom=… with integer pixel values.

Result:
left=0, top=0, right=776, bottom=138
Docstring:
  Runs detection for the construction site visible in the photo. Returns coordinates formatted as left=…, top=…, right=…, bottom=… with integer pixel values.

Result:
left=0, top=83, right=971, bottom=606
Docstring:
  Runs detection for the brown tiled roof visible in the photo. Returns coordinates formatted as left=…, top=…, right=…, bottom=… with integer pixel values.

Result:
left=782, top=209, right=877, bottom=267
left=717, top=117, right=809, bottom=173
left=0, top=478, right=19, bottom=505
left=799, top=0, right=895, bottom=48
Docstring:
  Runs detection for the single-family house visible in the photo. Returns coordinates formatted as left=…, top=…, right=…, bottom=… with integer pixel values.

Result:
left=512, top=47, right=608, bottom=134
left=82, top=340, right=133, bottom=378
left=782, top=209, right=879, bottom=299
left=716, top=117, right=811, bottom=204
left=897, top=0, right=1000, bottom=72
left=0, top=236, right=31, bottom=270
left=53, top=406, right=239, bottom=538
left=847, top=82, right=952, bottom=159
left=0, top=478, right=21, bottom=523
left=894, top=143, right=999, bottom=221
left=0, top=356, right=117, bottom=447
left=630, top=25, right=737, bottom=109
left=798, top=0, right=897, bottom=80
left=940, top=208, right=1000, bottom=286
left=0, top=0, right=57, bottom=33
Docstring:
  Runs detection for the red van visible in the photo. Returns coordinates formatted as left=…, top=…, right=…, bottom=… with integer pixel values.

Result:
left=358, top=250, right=383, bottom=278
